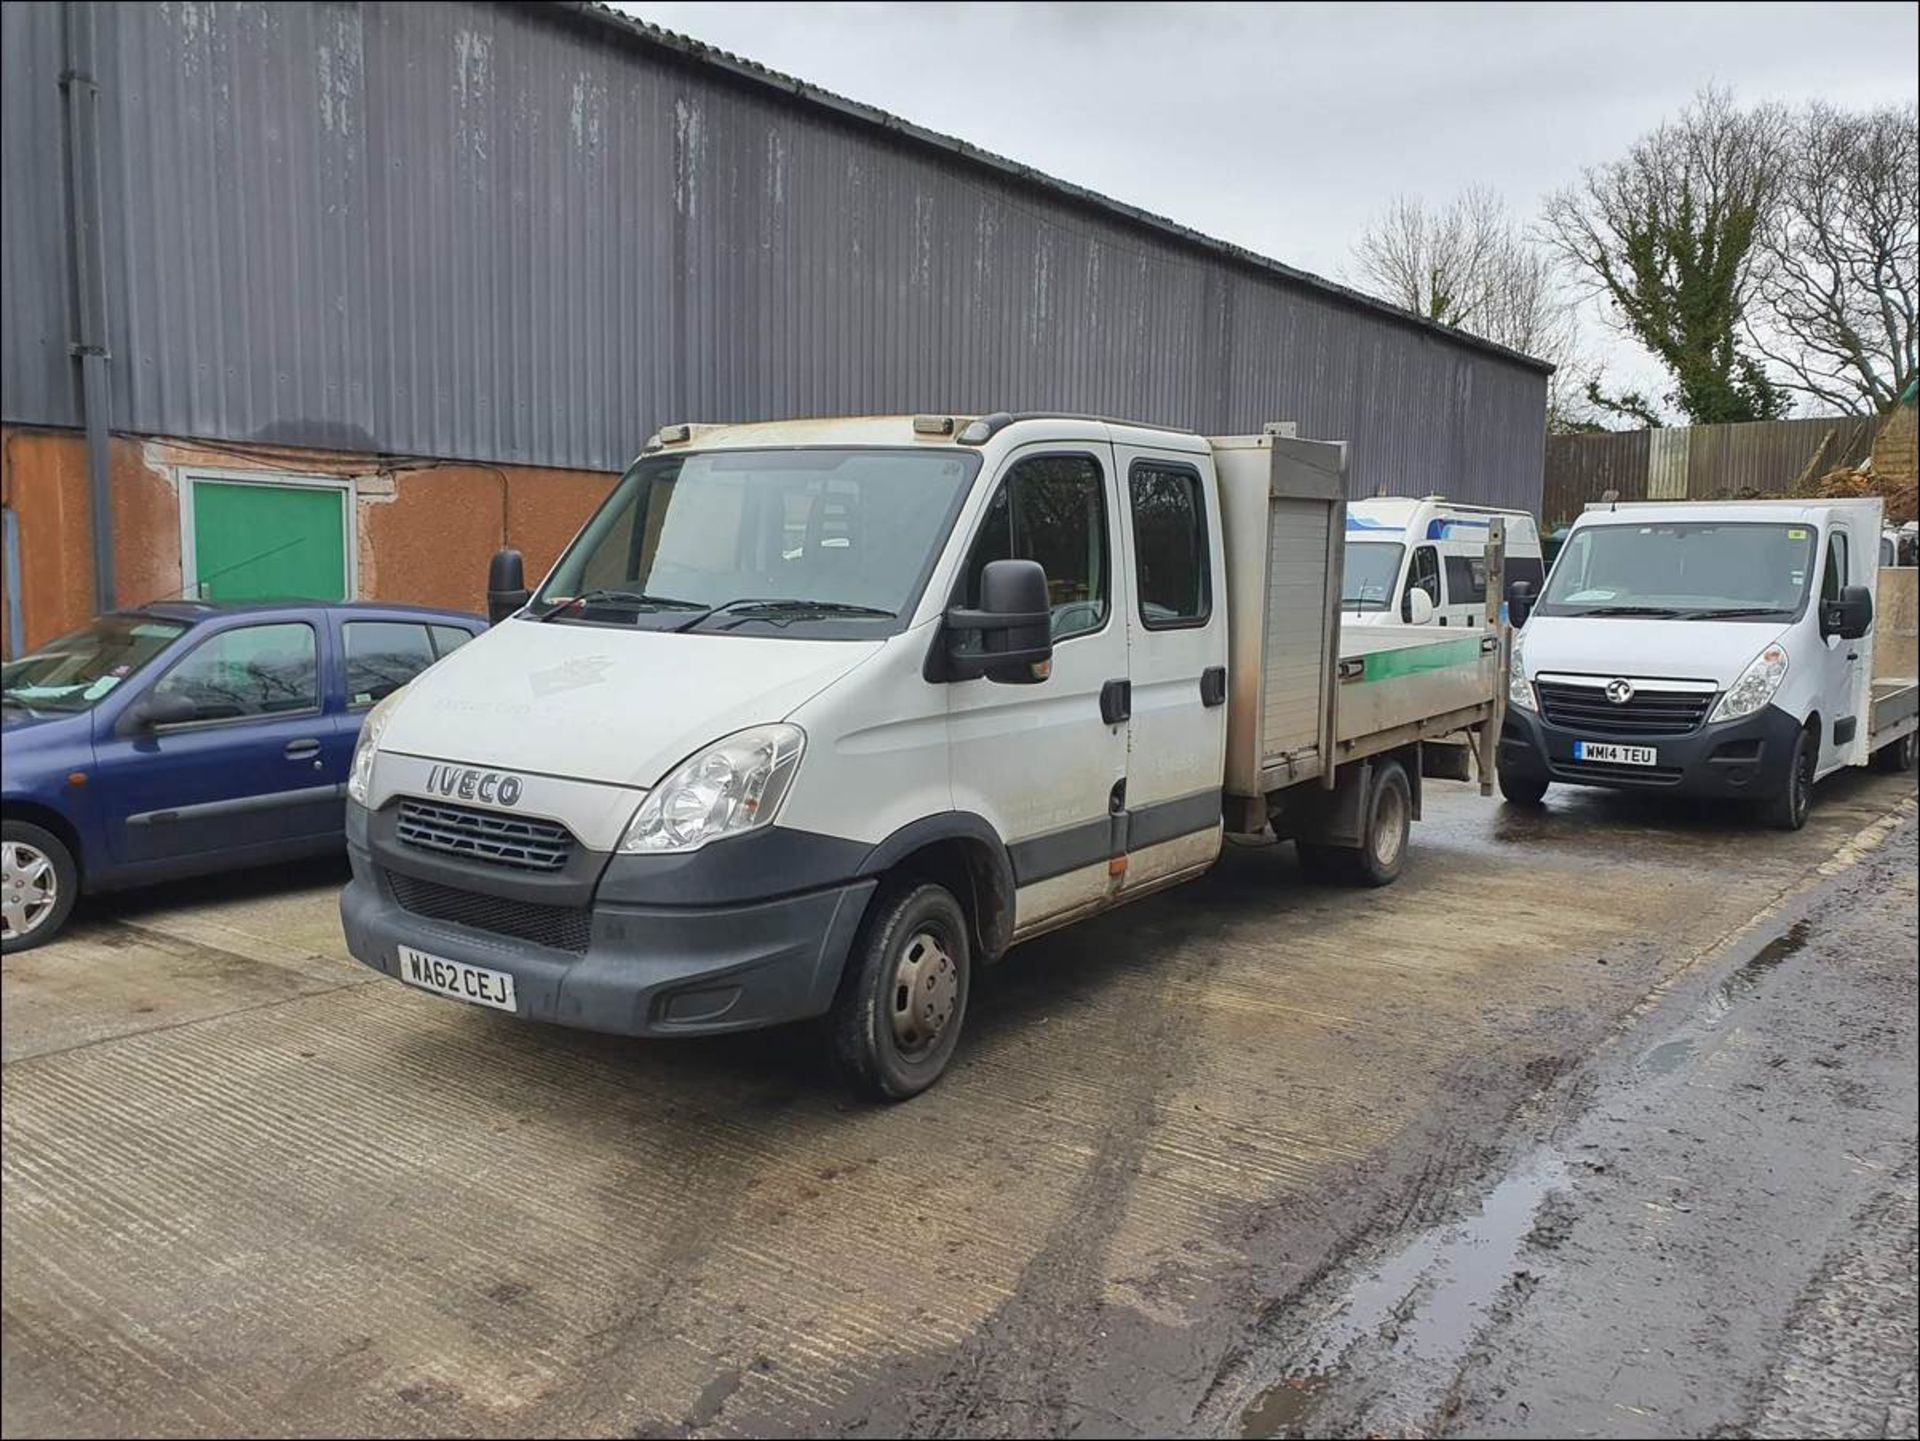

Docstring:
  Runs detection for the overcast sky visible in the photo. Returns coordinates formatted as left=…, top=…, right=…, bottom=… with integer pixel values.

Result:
left=614, top=1, right=1919, bottom=417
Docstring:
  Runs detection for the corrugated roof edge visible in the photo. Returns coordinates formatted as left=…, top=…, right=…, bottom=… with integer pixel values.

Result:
left=544, top=1, right=1556, bottom=379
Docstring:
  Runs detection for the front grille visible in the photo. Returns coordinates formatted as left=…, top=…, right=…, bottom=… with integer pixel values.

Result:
left=396, top=799, right=573, bottom=872
left=385, top=870, right=592, bottom=954
left=1537, top=680, right=1716, bottom=737
left=1551, top=758, right=1685, bottom=786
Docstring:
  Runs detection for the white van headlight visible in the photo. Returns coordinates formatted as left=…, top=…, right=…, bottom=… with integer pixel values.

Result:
left=1709, top=643, right=1790, bottom=724
left=347, top=691, right=401, bottom=805
left=1507, top=633, right=1536, bottom=712
left=620, top=725, right=805, bottom=854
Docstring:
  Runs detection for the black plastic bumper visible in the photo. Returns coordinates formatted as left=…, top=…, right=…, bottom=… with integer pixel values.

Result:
left=1499, top=701, right=1803, bottom=798
left=340, top=843, right=876, bottom=1037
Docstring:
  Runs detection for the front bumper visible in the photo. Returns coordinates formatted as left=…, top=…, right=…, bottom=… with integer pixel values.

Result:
left=1499, top=701, right=1802, bottom=798
left=340, top=841, right=876, bottom=1037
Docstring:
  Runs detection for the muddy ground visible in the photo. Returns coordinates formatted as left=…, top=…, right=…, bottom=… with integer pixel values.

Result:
left=3, top=771, right=1916, bottom=1438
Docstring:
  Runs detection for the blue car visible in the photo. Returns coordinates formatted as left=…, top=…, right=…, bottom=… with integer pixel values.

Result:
left=2, top=600, right=484, bottom=952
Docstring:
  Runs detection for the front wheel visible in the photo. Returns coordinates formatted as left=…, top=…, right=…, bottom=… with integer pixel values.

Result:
left=1762, top=726, right=1817, bottom=831
left=1498, top=768, right=1550, bottom=806
left=2, top=820, right=79, bottom=954
left=830, top=881, right=971, bottom=1102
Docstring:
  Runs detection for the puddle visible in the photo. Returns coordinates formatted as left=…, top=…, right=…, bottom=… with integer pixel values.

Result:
left=1704, top=919, right=1811, bottom=1019
left=1238, top=1374, right=1329, bottom=1438
left=1641, top=1037, right=1697, bottom=1075
left=1644, top=919, right=1815, bottom=1063
left=1239, top=1149, right=1568, bottom=1438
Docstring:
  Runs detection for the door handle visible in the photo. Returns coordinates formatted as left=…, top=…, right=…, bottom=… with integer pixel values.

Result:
left=1200, top=666, right=1227, bottom=707
left=1099, top=679, right=1131, bottom=726
left=284, top=738, right=322, bottom=759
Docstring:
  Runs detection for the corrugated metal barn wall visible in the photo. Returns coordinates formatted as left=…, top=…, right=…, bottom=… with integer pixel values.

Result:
left=2, top=0, right=1548, bottom=507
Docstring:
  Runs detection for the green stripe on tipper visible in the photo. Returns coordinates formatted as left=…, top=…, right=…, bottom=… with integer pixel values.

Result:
left=1351, top=635, right=1486, bottom=683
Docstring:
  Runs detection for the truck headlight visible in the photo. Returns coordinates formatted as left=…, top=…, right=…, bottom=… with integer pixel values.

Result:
left=1507, top=634, right=1536, bottom=712
left=347, top=691, right=400, bottom=806
left=1709, top=643, right=1789, bottom=724
left=620, top=724, right=804, bottom=854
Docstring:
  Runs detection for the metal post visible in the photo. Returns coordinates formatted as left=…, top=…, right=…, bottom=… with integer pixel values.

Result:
left=61, top=1, right=115, bottom=614
left=1479, top=518, right=1507, bottom=795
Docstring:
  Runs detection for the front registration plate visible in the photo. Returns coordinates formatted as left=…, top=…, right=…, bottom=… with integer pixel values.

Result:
left=1574, top=740, right=1658, bottom=767
left=398, top=945, right=517, bottom=1013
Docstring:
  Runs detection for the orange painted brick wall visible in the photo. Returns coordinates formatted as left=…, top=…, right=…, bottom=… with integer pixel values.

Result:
left=0, top=426, right=615, bottom=653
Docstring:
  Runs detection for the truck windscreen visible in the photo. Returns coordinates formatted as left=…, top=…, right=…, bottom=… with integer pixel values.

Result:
left=534, top=447, right=981, bottom=635
left=1537, top=522, right=1816, bottom=619
left=1342, top=542, right=1405, bottom=611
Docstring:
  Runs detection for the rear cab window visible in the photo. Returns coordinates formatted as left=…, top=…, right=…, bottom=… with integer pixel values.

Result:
left=1129, top=460, right=1211, bottom=627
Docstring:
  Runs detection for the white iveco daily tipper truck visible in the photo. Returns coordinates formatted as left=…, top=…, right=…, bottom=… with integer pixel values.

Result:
left=340, top=415, right=1504, bottom=1099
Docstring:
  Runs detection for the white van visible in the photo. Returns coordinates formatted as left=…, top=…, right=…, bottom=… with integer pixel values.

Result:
left=338, top=416, right=1504, bottom=1100
left=1342, top=497, right=1545, bottom=628
left=1501, top=498, right=1918, bottom=829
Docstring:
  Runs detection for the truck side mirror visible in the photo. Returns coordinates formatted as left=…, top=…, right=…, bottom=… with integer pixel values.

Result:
left=1404, top=587, right=1434, bottom=626
left=487, top=548, right=530, bottom=625
left=1507, top=579, right=1535, bottom=629
left=942, top=559, right=1054, bottom=685
left=1824, top=583, right=1874, bottom=641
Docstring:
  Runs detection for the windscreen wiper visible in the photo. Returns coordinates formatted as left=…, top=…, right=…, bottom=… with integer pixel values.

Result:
left=1574, top=605, right=1684, bottom=618
left=683, top=598, right=897, bottom=632
left=536, top=588, right=707, bottom=621
left=1682, top=607, right=1788, bottom=620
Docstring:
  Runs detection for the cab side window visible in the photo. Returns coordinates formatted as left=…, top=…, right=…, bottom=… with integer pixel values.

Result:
left=1821, top=531, right=1849, bottom=603
left=150, top=622, right=319, bottom=722
left=962, top=454, right=1109, bottom=641
left=1404, top=545, right=1441, bottom=620
left=1444, top=554, right=1488, bottom=607
left=1129, top=461, right=1210, bottom=627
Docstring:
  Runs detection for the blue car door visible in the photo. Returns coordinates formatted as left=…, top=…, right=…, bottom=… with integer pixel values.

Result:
left=92, top=617, right=346, bottom=868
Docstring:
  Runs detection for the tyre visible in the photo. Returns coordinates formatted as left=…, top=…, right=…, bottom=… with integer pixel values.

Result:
left=1295, top=759, right=1413, bottom=889
left=1872, top=730, right=1917, bottom=774
left=1498, top=767, right=1550, bottom=806
left=2, top=820, right=79, bottom=955
left=1762, top=725, right=1817, bottom=831
left=1352, top=758, right=1413, bottom=887
left=830, top=880, right=970, bottom=1102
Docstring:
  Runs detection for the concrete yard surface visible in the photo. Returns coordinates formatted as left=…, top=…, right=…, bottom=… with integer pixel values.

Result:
left=3, top=774, right=1916, bottom=1438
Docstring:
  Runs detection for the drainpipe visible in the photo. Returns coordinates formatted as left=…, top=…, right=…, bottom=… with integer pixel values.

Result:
left=60, top=1, right=115, bottom=614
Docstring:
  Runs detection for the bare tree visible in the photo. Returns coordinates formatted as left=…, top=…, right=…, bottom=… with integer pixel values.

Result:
left=1750, top=102, right=1918, bottom=415
left=1352, top=188, right=1585, bottom=425
left=1545, top=87, right=1791, bottom=425
left=1353, top=187, right=1507, bottom=329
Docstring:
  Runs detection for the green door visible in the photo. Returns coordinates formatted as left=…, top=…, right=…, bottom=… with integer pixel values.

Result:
left=190, top=480, right=348, bottom=602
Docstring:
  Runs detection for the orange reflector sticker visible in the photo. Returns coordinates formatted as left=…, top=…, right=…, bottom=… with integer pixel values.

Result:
left=1108, top=855, right=1128, bottom=877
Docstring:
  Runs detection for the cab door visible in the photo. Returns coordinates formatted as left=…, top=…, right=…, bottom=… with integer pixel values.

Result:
left=1814, top=521, right=1866, bottom=772
left=946, top=445, right=1130, bottom=934
left=1113, top=446, right=1227, bottom=889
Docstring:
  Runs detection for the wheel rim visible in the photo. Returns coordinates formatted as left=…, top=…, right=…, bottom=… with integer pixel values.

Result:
left=2, top=841, right=59, bottom=942
left=888, top=928, right=958, bottom=1059
left=1794, top=744, right=1813, bottom=819
left=1373, top=784, right=1407, bottom=868
left=1904, top=734, right=1917, bottom=769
